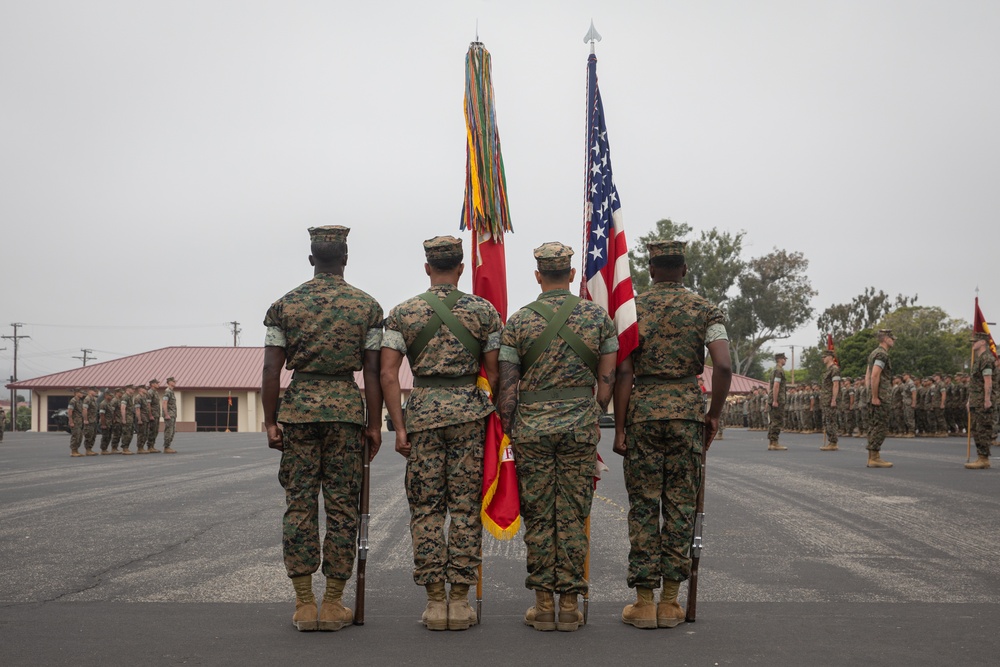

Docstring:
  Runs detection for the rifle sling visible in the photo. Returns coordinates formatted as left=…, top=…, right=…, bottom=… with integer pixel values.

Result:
left=522, top=296, right=598, bottom=377
left=408, top=290, right=481, bottom=367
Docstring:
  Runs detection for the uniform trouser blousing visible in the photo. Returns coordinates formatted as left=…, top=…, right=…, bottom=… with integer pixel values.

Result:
left=971, top=407, right=994, bottom=458
left=768, top=406, right=783, bottom=442
left=867, top=404, right=888, bottom=451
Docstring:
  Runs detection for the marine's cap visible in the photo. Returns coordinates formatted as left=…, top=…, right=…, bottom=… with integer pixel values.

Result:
left=842, top=376, right=852, bottom=382
left=423, top=235, right=463, bottom=262
left=149, top=379, right=159, bottom=385
left=88, top=386, right=98, bottom=392
left=647, top=240, right=686, bottom=259
left=75, top=387, right=85, bottom=393
left=534, top=242, right=574, bottom=271
left=774, top=352, right=787, bottom=360
left=126, top=384, right=134, bottom=390
left=821, top=350, right=835, bottom=358
left=971, top=331, right=992, bottom=342
left=877, top=328, right=895, bottom=339
left=308, top=226, right=349, bottom=244
left=166, top=377, right=176, bottom=383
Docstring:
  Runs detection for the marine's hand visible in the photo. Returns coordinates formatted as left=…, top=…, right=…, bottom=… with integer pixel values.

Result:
left=613, top=430, right=627, bottom=457
left=266, top=423, right=284, bottom=452
left=871, top=397, right=881, bottom=407
left=365, top=426, right=382, bottom=461
left=704, top=415, right=719, bottom=451
left=394, top=429, right=410, bottom=458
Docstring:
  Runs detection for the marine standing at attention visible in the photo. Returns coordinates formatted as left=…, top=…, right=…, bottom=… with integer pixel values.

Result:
left=767, top=353, right=788, bottom=451
left=380, top=235, right=501, bottom=631
left=497, top=242, right=618, bottom=633
left=612, top=239, right=732, bottom=630
left=261, top=225, right=383, bottom=632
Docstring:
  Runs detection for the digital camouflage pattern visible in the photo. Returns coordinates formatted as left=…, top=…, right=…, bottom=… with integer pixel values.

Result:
left=68, top=395, right=84, bottom=452
left=970, top=349, right=995, bottom=457
left=120, top=391, right=135, bottom=450
left=147, top=387, right=161, bottom=447
left=278, top=422, right=363, bottom=579
left=866, top=346, right=892, bottom=451
left=98, top=394, right=114, bottom=451
left=383, top=283, right=501, bottom=433
left=767, top=366, right=786, bottom=442
left=625, top=420, right=702, bottom=588
left=821, top=363, right=841, bottom=444
left=499, top=289, right=617, bottom=440
left=109, top=393, right=122, bottom=450
left=514, top=430, right=596, bottom=594
left=162, top=387, right=177, bottom=447
left=263, top=273, right=383, bottom=425
left=405, top=420, right=484, bottom=586
left=82, top=393, right=99, bottom=451
left=133, top=391, right=149, bottom=450
left=626, top=281, right=726, bottom=425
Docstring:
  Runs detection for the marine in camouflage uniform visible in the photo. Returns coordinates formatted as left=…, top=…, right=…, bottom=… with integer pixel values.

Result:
left=930, top=374, right=947, bottom=436
left=0, top=406, right=5, bottom=442
left=767, top=353, right=788, bottom=450
left=262, top=225, right=383, bottom=632
left=162, top=378, right=178, bottom=453
left=612, top=239, right=731, bottom=630
left=82, top=388, right=99, bottom=455
left=819, top=351, right=840, bottom=451
left=119, top=386, right=136, bottom=454
left=965, top=333, right=994, bottom=469
left=98, top=389, right=115, bottom=453
left=146, top=379, right=162, bottom=453
left=864, top=329, right=895, bottom=468
left=110, top=388, right=123, bottom=452
left=68, top=388, right=85, bottom=456
left=133, top=387, right=150, bottom=453
left=380, top=236, right=501, bottom=631
left=498, top=242, right=618, bottom=633
left=889, top=376, right=903, bottom=435
left=901, top=373, right=917, bottom=437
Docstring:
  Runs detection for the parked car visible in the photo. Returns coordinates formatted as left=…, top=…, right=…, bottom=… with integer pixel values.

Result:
left=50, top=409, right=71, bottom=433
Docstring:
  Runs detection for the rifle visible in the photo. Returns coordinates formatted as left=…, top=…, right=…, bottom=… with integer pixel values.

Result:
left=685, top=450, right=706, bottom=623
left=354, top=438, right=371, bottom=625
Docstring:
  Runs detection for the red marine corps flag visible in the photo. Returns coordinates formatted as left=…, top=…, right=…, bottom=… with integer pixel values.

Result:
left=973, top=295, right=997, bottom=359
left=827, top=334, right=839, bottom=365
left=461, top=40, right=519, bottom=542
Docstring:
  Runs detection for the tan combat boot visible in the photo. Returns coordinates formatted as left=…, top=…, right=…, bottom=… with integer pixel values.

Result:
left=819, top=442, right=839, bottom=451
left=767, top=441, right=787, bottom=451
left=867, top=450, right=893, bottom=468
left=148, top=446, right=161, bottom=453
left=70, top=451, right=84, bottom=458
left=523, top=590, right=556, bottom=631
left=621, top=586, right=657, bottom=629
left=422, top=581, right=448, bottom=631
left=290, top=575, right=318, bottom=632
left=964, top=455, right=991, bottom=470
left=557, top=593, right=584, bottom=632
left=121, top=448, right=134, bottom=455
left=318, top=577, right=353, bottom=631
left=447, top=583, right=476, bottom=631
left=164, top=447, right=178, bottom=454
left=657, top=580, right=686, bottom=628
left=85, top=450, right=98, bottom=456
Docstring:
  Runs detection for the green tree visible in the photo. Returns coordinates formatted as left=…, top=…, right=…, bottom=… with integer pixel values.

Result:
left=728, top=249, right=817, bottom=376
left=817, top=287, right=918, bottom=340
left=628, top=219, right=746, bottom=306
left=835, top=329, right=878, bottom=378
left=878, top=306, right=968, bottom=375
left=799, top=345, right=826, bottom=383
left=15, top=406, right=31, bottom=431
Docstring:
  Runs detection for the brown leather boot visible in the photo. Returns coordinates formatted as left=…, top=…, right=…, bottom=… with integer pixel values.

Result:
left=523, top=590, right=556, bottom=631
left=422, top=582, right=448, bottom=631
left=621, top=587, right=657, bottom=629
left=657, top=580, right=686, bottom=628
left=290, top=575, right=318, bottom=631
left=867, top=450, right=893, bottom=468
left=557, top=593, right=584, bottom=632
left=819, top=442, right=839, bottom=451
left=447, top=583, right=476, bottom=631
left=768, top=441, right=787, bottom=451
left=964, top=455, right=991, bottom=470
left=318, top=578, right=353, bottom=631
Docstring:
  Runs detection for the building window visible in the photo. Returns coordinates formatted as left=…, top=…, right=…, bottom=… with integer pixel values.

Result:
left=48, top=395, right=70, bottom=432
left=195, top=397, right=238, bottom=432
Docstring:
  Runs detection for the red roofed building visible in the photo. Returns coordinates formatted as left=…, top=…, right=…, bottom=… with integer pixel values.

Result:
left=6, top=347, right=414, bottom=433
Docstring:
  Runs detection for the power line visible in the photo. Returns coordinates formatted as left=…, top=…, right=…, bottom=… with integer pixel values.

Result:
left=2, top=323, right=30, bottom=433
left=72, top=349, right=97, bottom=367
left=229, top=321, right=241, bottom=347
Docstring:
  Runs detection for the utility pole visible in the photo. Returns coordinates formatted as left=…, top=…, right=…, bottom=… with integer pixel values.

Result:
left=229, top=321, right=241, bottom=348
left=72, top=349, right=96, bottom=367
left=783, top=345, right=798, bottom=386
left=2, top=323, right=29, bottom=433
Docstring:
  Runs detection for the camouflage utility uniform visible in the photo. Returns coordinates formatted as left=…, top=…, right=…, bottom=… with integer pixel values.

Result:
left=623, top=280, right=726, bottom=591
left=866, top=344, right=892, bottom=453
left=501, top=289, right=617, bottom=596
left=120, top=389, right=135, bottom=453
left=162, top=385, right=177, bottom=449
left=821, top=361, right=840, bottom=446
left=969, top=348, right=995, bottom=461
left=83, top=391, right=99, bottom=453
left=383, top=282, right=501, bottom=588
left=68, top=393, right=85, bottom=454
left=98, top=393, right=114, bottom=452
left=264, top=272, right=383, bottom=581
left=134, top=390, right=149, bottom=452
left=767, top=365, right=786, bottom=445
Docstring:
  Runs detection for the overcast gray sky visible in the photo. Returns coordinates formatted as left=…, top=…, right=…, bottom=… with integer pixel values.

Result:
left=2, top=0, right=998, bottom=381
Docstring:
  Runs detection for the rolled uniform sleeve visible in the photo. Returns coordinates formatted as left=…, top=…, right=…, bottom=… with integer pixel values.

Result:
left=382, top=328, right=406, bottom=354
left=705, top=323, right=729, bottom=344
left=264, top=326, right=286, bottom=348
left=365, top=326, right=383, bottom=351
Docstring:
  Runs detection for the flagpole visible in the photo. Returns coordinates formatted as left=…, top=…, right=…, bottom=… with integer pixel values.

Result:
left=968, top=291, right=978, bottom=462
left=580, top=19, right=602, bottom=626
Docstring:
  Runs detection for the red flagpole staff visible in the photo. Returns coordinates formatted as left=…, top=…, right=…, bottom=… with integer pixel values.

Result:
left=461, top=37, right=519, bottom=622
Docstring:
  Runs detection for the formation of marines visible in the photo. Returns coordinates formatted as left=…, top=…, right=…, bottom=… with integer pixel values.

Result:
left=261, top=228, right=732, bottom=634
left=66, top=377, right=179, bottom=457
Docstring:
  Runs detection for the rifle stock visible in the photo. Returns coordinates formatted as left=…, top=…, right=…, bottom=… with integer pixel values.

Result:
left=354, top=438, right=371, bottom=625
left=685, top=450, right=706, bottom=623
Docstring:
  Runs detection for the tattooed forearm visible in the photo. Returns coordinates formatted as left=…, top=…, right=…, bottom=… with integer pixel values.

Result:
left=498, top=361, right=521, bottom=434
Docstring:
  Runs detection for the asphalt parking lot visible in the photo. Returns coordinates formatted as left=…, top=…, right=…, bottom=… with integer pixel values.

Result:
left=1, top=428, right=998, bottom=665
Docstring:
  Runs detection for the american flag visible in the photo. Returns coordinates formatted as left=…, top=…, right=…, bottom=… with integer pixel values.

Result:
left=582, top=52, right=638, bottom=364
